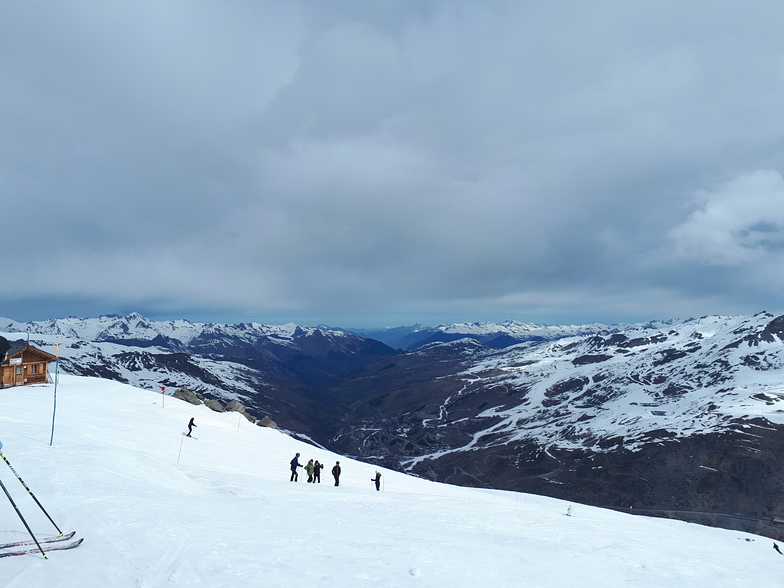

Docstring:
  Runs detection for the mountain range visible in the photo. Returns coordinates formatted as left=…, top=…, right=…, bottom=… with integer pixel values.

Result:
left=2, top=311, right=783, bottom=539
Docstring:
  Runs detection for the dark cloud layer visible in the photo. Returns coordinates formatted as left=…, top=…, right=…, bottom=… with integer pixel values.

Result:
left=3, top=1, right=784, bottom=327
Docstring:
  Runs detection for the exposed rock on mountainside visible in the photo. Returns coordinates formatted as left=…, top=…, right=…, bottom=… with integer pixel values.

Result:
left=3, top=311, right=784, bottom=538
left=0, top=314, right=396, bottom=436
left=327, top=312, right=784, bottom=537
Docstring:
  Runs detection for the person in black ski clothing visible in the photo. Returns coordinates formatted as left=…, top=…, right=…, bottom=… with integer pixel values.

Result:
left=332, top=461, right=341, bottom=486
left=372, top=471, right=382, bottom=491
left=313, top=460, right=323, bottom=483
left=187, top=417, right=197, bottom=437
left=0, top=336, right=10, bottom=363
left=290, top=453, right=302, bottom=482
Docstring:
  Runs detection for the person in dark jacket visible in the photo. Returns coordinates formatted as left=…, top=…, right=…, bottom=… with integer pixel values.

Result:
left=313, top=460, right=323, bottom=483
left=0, top=336, right=9, bottom=363
left=372, top=471, right=382, bottom=491
left=187, top=417, right=197, bottom=437
left=332, top=461, right=341, bottom=486
left=290, top=453, right=302, bottom=482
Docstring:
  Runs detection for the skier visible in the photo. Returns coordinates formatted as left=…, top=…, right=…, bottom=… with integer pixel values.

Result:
left=372, top=471, right=382, bottom=491
left=313, top=460, right=323, bottom=483
left=332, top=461, right=341, bottom=486
left=290, top=453, right=302, bottom=482
left=305, top=459, right=315, bottom=483
left=186, top=417, right=197, bottom=437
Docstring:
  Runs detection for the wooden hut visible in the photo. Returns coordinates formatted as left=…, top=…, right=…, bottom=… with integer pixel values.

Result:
left=0, top=342, right=56, bottom=388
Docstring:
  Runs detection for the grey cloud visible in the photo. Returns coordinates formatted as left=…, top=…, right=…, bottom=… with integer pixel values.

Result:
left=3, top=1, right=784, bottom=326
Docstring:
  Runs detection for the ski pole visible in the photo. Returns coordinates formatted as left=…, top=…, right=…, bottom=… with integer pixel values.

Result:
left=0, top=452, right=63, bottom=534
left=0, top=476, right=46, bottom=558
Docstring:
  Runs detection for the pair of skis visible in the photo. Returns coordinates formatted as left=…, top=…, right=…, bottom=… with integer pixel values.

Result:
left=0, top=532, right=83, bottom=558
left=0, top=450, right=83, bottom=558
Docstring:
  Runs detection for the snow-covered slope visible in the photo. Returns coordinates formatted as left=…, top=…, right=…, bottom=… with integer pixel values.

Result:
left=0, top=376, right=780, bottom=587
left=413, top=313, right=784, bottom=456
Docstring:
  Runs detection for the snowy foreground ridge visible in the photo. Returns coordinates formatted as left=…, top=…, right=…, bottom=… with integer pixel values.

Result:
left=0, top=376, right=781, bottom=587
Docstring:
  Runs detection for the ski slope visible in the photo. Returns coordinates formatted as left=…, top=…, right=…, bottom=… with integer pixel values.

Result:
left=0, top=376, right=780, bottom=587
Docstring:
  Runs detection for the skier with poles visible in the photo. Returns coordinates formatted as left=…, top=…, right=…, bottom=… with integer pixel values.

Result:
left=186, top=417, right=197, bottom=437
left=372, top=470, right=382, bottom=491
left=305, top=459, right=315, bottom=483
left=313, top=460, right=323, bottom=483
left=290, top=453, right=302, bottom=481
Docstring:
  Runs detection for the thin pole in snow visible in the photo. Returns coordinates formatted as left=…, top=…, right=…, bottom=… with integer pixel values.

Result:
left=177, top=436, right=184, bottom=463
left=49, top=343, right=60, bottom=447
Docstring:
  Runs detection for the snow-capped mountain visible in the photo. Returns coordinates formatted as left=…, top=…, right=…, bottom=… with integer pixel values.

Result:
left=4, top=311, right=784, bottom=539
left=0, top=313, right=396, bottom=437
left=342, top=318, right=681, bottom=350
left=1, top=312, right=354, bottom=349
left=329, top=312, right=784, bottom=538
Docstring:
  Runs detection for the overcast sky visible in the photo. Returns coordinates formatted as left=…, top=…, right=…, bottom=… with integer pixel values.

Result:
left=3, top=1, right=784, bottom=328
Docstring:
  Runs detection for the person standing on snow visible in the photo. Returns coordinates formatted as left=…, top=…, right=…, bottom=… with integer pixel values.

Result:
left=305, top=459, right=315, bottom=483
left=313, top=460, right=323, bottom=483
left=372, top=471, right=382, bottom=491
left=187, top=417, right=197, bottom=437
left=290, top=453, right=302, bottom=482
left=332, top=461, right=341, bottom=486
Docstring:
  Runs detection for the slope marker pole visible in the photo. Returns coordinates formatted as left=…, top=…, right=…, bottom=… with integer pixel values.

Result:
left=49, top=343, right=60, bottom=446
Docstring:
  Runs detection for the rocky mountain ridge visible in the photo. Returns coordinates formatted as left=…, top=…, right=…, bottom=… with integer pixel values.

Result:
left=0, top=313, right=396, bottom=437
left=340, top=318, right=685, bottom=350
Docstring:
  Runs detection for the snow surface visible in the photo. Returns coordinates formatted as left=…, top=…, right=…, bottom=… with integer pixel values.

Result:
left=0, top=376, right=781, bottom=587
